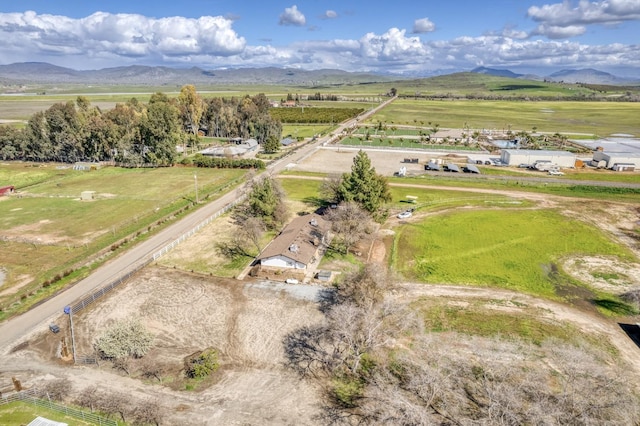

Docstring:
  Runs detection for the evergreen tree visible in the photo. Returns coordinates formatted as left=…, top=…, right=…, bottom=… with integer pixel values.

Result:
left=337, top=150, right=391, bottom=221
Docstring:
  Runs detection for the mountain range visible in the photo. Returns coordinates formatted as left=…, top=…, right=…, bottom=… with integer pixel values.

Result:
left=0, top=62, right=637, bottom=86
left=0, top=62, right=392, bottom=86
left=470, top=66, right=639, bottom=85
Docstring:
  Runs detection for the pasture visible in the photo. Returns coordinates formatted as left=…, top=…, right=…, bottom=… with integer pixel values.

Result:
left=0, top=163, right=245, bottom=317
left=392, top=208, right=634, bottom=300
left=369, top=99, right=640, bottom=137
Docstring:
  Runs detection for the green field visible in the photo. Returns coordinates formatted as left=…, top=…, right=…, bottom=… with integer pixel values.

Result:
left=392, top=209, right=634, bottom=299
left=0, top=401, right=99, bottom=426
left=340, top=136, right=480, bottom=151
left=0, top=163, right=246, bottom=317
left=368, top=99, right=640, bottom=137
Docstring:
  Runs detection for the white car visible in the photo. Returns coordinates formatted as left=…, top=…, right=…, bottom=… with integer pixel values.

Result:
left=397, top=211, right=412, bottom=219
left=548, top=170, right=564, bottom=176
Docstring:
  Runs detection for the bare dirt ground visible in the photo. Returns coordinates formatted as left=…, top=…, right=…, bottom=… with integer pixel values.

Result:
left=3, top=267, right=324, bottom=425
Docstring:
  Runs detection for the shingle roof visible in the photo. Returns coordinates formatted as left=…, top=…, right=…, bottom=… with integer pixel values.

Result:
left=257, top=213, right=328, bottom=265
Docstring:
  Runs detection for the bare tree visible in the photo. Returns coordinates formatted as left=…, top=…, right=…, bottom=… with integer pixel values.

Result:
left=97, top=391, right=130, bottom=423
left=74, top=385, right=99, bottom=412
left=140, top=358, right=166, bottom=383
left=320, top=174, right=343, bottom=204
left=131, top=398, right=164, bottom=426
left=326, top=202, right=373, bottom=254
left=41, top=378, right=72, bottom=402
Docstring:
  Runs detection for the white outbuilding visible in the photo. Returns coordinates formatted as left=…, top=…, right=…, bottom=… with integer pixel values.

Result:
left=500, top=149, right=576, bottom=168
left=592, top=150, right=640, bottom=170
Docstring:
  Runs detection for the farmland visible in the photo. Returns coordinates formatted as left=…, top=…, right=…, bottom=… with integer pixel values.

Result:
left=366, top=98, right=640, bottom=137
left=392, top=208, right=633, bottom=299
left=0, top=163, right=245, bottom=319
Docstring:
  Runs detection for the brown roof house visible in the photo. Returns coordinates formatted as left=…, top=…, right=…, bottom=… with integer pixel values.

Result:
left=257, top=213, right=329, bottom=270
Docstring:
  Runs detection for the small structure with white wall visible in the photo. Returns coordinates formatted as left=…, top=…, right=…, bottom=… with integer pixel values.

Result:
left=500, top=149, right=576, bottom=168
left=592, top=150, right=640, bottom=170
left=80, top=191, right=96, bottom=201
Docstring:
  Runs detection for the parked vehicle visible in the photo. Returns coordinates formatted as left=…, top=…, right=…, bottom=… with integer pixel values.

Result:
left=397, top=210, right=413, bottom=219
left=49, top=323, right=60, bottom=333
left=548, top=170, right=564, bottom=176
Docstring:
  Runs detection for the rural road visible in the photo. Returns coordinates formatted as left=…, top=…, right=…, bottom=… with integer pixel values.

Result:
left=0, top=95, right=396, bottom=354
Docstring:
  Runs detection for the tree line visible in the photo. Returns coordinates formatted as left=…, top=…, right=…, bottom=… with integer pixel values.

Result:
left=0, top=86, right=282, bottom=166
left=269, top=107, right=364, bottom=124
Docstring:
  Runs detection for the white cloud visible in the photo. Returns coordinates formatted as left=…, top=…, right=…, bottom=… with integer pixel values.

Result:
left=0, top=11, right=246, bottom=63
left=412, top=17, right=435, bottom=34
left=323, top=10, right=338, bottom=19
left=279, top=5, right=306, bottom=26
left=533, top=23, right=587, bottom=39
left=528, top=0, right=640, bottom=27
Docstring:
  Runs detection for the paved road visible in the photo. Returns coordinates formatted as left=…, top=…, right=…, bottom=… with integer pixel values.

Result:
left=0, top=96, right=395, bottom=353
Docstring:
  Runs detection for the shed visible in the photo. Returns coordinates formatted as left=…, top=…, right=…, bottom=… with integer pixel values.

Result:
left=0, top=185, right=15, bottom=196
left=424, top=161, right=441, bottom=171
left=444, top=164, right=460, bottom=172
left=28, top=417, right=68, bottom=426
left=80, top=191, right=96, bottom=201
left=316, top=270, right=332, bottom=282
left=500, top=149, right=576, bottom=168
left=281, top=137, right=295, bottom=146
left=612, top=163, right=636, bottom=172
left=463, top=164, right=480, bottom=174
left=592, top=151, right=640, bottom=169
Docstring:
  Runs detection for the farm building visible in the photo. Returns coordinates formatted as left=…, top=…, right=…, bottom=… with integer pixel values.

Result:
left=0, top=185, right=15, bottom=196
left=500, top=149, right=576, bottom=168
left=257, top=213, right=329, bottom=270
left=591, top=150, right=640, bottom=170
left=200, top=138, right=259, bottom=157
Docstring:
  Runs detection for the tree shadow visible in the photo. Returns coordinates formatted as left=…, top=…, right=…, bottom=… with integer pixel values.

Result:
left=619, top=323, right=640, bottom=349
left=592, top=298, right=637, bottom=316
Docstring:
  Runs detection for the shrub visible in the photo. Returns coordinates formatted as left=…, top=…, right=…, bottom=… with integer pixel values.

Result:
left=185, top=348, right=219, bottom=379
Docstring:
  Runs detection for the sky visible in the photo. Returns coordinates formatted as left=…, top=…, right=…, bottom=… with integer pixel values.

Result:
left=0, top=0, right=639, bottom=77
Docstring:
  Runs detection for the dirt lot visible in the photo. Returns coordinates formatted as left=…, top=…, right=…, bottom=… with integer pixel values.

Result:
left=293, top=146, right=472, bottom=176
left=4, top=267, right=325, bottom=425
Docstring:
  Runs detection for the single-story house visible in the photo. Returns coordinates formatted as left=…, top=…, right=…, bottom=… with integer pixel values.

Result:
left=200, top=138, right=259, bottom=157
left=257, top=214, right=329, bottom=270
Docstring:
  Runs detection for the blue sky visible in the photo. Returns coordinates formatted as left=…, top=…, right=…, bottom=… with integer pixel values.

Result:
left=1, top=0, right=639, bottom=76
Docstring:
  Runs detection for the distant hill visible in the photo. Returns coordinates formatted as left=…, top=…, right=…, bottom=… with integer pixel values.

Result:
left=545, top=68, right=638, bottom=85
left=0, top=62, right=393, bottom=86
left=470, top=67, right=524, bottom=79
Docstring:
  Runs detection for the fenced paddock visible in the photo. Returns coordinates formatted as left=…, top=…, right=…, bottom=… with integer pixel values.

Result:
left=0, top=389, right=117, bottom=426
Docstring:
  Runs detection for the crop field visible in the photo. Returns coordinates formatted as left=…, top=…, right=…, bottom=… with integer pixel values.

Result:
left=392, top=208, right=633, bottom=299
left=340, top=136, right=480, bottom=151
left=281, top=124, right=333, bottom=139
left=0, top=163, right=245, bottom=315
left=368, top=99, right=640, bottom=137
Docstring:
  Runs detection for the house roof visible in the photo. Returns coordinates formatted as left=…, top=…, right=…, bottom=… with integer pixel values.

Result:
left=257, top=213, right=328, bottom=265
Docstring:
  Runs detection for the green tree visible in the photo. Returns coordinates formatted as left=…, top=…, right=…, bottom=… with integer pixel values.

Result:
left=337, top=150, right=391, bottom=221
left=262, top=135, right=280, bottom=153
left=241, top=176, right=288, bottom=231
left=178, top=84, right=204, bottom=135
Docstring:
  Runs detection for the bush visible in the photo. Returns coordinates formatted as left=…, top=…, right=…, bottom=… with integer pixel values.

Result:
left=185, top=348, right=219, bottom=379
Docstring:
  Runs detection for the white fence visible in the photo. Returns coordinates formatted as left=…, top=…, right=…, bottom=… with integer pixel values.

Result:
left=0, top=389, right=117, bottom=426
left=152, top=195, right=246, bottom=261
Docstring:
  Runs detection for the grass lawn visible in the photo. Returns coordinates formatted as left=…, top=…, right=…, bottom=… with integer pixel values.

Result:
left=0, top=401, right=100, bottom=426
left=368, top=99, right=640, bottom=137
left=281, top=124, right=332, bottom=139
left=392, top=209, right=634, bottom=299
left=411, top=298, right=618, bottom=352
